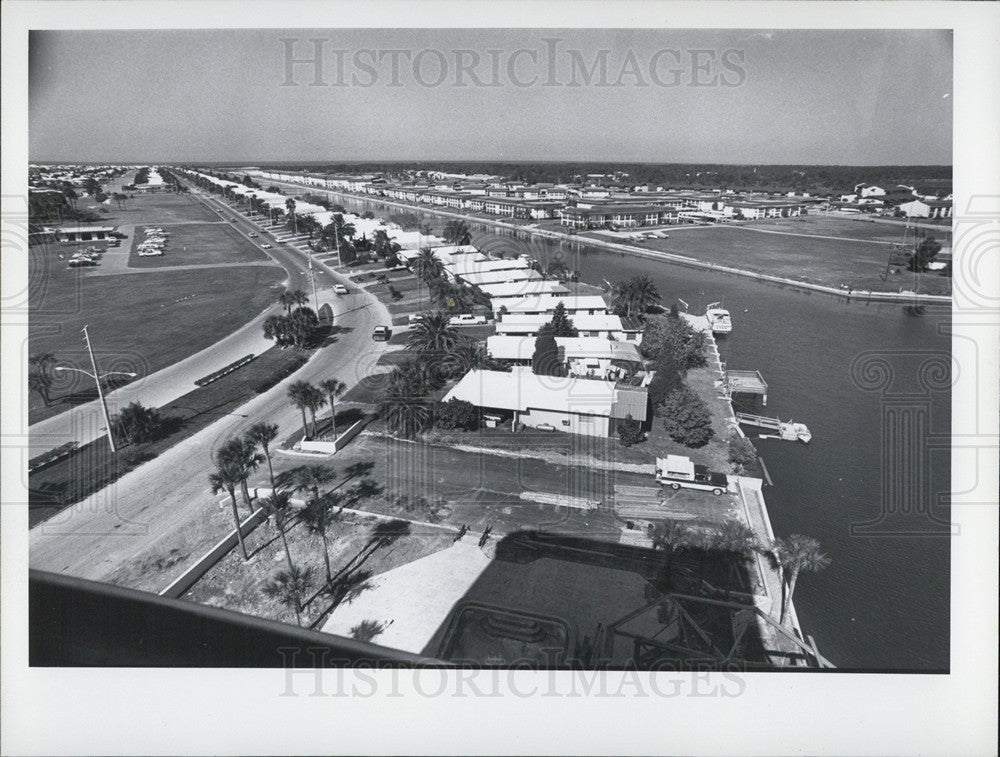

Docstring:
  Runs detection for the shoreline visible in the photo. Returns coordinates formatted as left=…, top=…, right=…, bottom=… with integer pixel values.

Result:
left=275, top=180, right=951, bottom=306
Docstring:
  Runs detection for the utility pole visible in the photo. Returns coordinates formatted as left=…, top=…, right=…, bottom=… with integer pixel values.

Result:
left=83, top=325, right=117, bottom=453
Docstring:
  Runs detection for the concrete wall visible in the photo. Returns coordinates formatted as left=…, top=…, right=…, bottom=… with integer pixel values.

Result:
left=298, top=418, right=368, bottom=455
left=159, top=507, right=268, bottom=599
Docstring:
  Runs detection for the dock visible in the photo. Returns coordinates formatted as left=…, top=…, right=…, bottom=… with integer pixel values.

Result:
left=725, top=368, right=768, bottom=405
left=737, top=412, right=812, bottom=443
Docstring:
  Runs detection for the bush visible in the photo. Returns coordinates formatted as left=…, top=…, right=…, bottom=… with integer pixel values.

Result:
left=641, top=315, right=707, bottom=368
left=647, top=350, right=684, bottom=410
left=434, top=398, right=480, bottom=431
left=728, top=433, right=758, bottom=472
left=616, top=415, right=645, bottom=447
left=660, top=387, right=714, bottom=448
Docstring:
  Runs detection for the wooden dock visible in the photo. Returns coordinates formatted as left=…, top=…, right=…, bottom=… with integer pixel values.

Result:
left=737, top=413, right=812, bottom=443
left=726, top=369, right=768, bottom=405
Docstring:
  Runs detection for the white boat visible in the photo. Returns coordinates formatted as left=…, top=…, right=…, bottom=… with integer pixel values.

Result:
left=705, top=302, right=733, bottom=334
left=792, top=422, right=812, bottom=443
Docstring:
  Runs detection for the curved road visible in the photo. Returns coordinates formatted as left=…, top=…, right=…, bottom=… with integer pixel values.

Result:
left=29, top=190, right=396, bottom=592
left=28, top=184, right=353, bottom=457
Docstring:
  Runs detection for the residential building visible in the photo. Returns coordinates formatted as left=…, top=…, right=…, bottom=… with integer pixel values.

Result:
left=486, top=335, right=644, bottom=380
left=477, top=280, right=570, bottom=300
left=444, top=366, right=649, bottom=437
left=494, top=313, right=643, bottom=342
left=897, top=199, right=953, bottom=219
left=457, top=268, right=543, bottom=287
left=493, top=294, right=608, bottom=317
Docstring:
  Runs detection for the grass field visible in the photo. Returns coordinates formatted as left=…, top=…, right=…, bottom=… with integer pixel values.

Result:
left=28, top=346, right=309, bottom=526
left=128, top=221, right=269, bottom=269
left=614, top=222, right=952, bottom=295
left=28, top=263, right=285, bottom=423
left=96, top=192, right=219, bottom=226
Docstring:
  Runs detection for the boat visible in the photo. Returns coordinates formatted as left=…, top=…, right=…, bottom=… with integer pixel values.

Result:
left=792, top=422, right=812, bottom=443
left=705, top=302, right=733, bottom=334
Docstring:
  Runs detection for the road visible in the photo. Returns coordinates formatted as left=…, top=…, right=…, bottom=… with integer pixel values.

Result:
left=28, top=190, right=394, bottom=591
left=27, top=183, right=365, bottom=457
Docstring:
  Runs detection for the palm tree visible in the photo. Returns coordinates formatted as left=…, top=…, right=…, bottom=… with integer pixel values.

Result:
left=711, top=519, right=760, bottom=600
left=406, top=311, right=460, bottom=355
left=441, top=339, right=488, bottom=379
left=318, top=378, right=347, bottom=437
left=288, top=289, right=309, bottom=312
left=612, top=274, right=661, bottom=319
left=303, top=385, right=327, bottom=438
left=378, top=380, right=432, bottom=439
left=287, top=380, right=314, bottom=438
left=284, top=197, right=297, bottom=234
left=279, top=290, right=296, bottom=315
left=208, top=456, right=250, bottom=560
left=244, top=421, right=279, bottom=491
left=411, top=247, right=444, bottom=307
left=218, top=437, right=263, bottom=513
left=770, top=535, right=831, bottom=625
left=263, top=566, right=312, bottom=626
left=293, top=465, right=339, bottom=583
left=261, top=488, right=297, bottom=575
left=651, top=519, right=693, bottom=592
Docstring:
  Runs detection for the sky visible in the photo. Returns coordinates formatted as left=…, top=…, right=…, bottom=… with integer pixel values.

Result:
left=29, top=28, right=953, bottom=165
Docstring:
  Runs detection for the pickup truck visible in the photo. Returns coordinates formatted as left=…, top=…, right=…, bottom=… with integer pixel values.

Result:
left=655, top=455, right=729, bottom=496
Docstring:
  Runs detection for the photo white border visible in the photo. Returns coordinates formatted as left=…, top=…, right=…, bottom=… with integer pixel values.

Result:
left=3, top=2, right=997, bottom=755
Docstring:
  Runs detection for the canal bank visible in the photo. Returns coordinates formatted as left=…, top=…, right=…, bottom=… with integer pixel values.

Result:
left=271, top=179, right=950, bottom=306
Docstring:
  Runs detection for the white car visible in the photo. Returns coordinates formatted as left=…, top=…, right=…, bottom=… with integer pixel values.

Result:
left=407, top=313, right=425, bottom=325
left=334, top=284, right=349, bottom=295
left=448, top=313, right=487, bottom=326
left=248, top=232, right=258, bottom=238
left=261, top=243, right=272, bottom=249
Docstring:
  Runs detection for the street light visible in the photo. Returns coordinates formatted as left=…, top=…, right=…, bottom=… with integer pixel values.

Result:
left=56, top=325, right=138, bottom=452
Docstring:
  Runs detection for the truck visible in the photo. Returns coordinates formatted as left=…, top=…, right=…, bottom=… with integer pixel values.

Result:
left=655, top=455, right=729, bottom=495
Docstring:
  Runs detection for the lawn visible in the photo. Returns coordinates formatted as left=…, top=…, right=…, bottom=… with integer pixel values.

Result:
left=28, top=346, right=310, bottom=526
left=588, top=221, right=952, bottom=295
left=97, top=191, right=220, bottom=226
left=29, top=261, right=285, bottom=423
left=128, top=221, right=269, bottom=268
left=182, top=510, right=455, bottom=630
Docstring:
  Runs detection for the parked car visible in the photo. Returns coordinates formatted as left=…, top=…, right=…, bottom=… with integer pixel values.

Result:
left=535, top=423, right=557, bottom=432
left=407, top=313, right=425, bottom=325
left=248, top=232, right=258, bottom=238
left=372, top=325, right=391, bottom=341
left=448, top=313, right=488, bottom=326
left=261, top=243, right=272, bottom=249
left=334, top=284, right=349, bottom=295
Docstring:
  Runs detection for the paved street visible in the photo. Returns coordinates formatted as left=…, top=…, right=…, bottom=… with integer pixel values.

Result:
left=28, top=191, right=395, bottom=591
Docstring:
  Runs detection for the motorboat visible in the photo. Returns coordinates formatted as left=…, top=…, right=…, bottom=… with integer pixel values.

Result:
left=705, top=302, right=733, bottom=334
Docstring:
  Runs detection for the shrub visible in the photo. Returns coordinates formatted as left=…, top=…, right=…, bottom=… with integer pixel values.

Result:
left=647, top=351, right=684, bottom=410
left=728, top=433, right=758, bottom=472
left=531, top=333, right=563, bottom=377
left=641, top=315, right=707, bottom=368
left=434, top=398, right=480, bottom=431
left=616, top=414, right=645, bottom=447
left=661, top=387, right=714, bottom=448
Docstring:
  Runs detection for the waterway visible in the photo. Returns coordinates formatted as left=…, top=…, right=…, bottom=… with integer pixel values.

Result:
left=333, top=194, right=952, bottom=672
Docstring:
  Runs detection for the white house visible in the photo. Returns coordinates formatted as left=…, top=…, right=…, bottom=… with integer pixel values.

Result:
left=897, top=199, right=953, bottom=219
left=855, top=184, right=887, bottom=198
left=493, top=294, right=608, bottom=317
left=494, top=313, right=643, bottom=343
left=444, top=367, right=649, bottom=437
left=458, top=269, right=542, bottom=287
left=445, top=258, right=530, bottom=281
left=477, top=280, right=570, bottom=300
left=486, top=335, right=644, bottom=379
